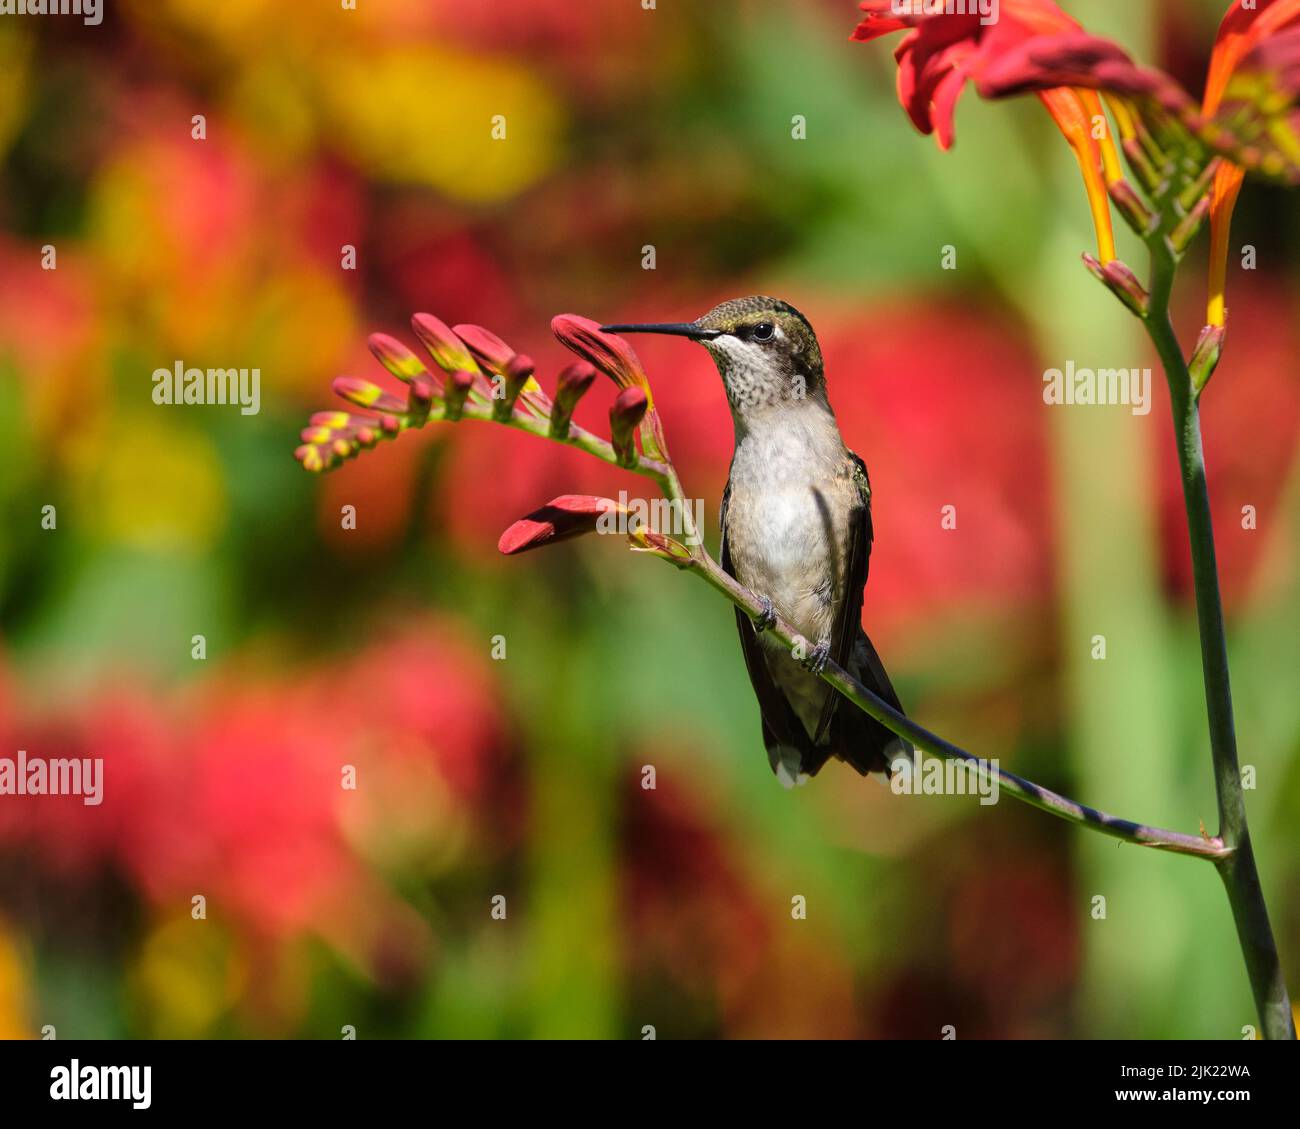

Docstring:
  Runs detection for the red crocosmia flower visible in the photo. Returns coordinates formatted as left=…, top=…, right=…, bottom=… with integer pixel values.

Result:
left=553, top=314, right=671, bottom=460
left=853, top=0, right=1120, bottom=262
left=498, top=494, right=626, bottom=555
left=1204, top=0, right=1300, bottom=327
left=970, top=1, right=1300, bottom=326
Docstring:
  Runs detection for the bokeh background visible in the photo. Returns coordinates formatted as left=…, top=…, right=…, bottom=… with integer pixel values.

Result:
left=0, top=0, right=1296, bottom=1039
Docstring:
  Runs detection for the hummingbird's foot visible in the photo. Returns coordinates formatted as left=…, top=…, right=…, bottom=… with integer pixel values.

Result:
left=752, top=595, right=778, bottom=632
left=802, top=638, right=832, bottom=675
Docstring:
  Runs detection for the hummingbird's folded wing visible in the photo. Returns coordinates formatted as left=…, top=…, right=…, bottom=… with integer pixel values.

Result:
left=816, top=451, right=911, bottom=775
left=812, top=453, right=873, bottom=744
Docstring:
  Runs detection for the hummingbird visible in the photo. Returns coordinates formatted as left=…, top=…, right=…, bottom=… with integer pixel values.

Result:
left=602, top=296, right=910, bottom=787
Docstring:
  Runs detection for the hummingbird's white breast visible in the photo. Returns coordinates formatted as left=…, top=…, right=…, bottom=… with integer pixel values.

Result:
left=724, top=405, right=856, bottom=740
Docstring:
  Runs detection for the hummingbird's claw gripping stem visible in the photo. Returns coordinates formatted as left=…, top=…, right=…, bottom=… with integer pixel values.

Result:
left=752, top=595, right=778, bottom=632
left=803, top=639, right=831, bottom=675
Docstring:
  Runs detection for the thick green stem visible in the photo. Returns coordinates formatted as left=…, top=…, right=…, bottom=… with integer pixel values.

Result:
left=1145, top=242, right=1295, bottom=1039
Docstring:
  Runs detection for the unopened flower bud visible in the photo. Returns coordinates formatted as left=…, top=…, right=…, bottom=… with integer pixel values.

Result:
left=411, top=313, right=479, bottom=374
left=453, top=323, right=515, bottom=374
left=549, top=361, right=597, bottom=439
left=368, top=333, right=431, bottom=384
left=442, top=370, right=475, bottom=422
left=552, top=314, right=654, bottom=407
left=498, top=495, right=627, bottom=555
left=1082, top=254, right=1149, bottom=317
left=407, top=373, right=438, bottom=426
left=610, top=386, right=648, bottom=468
left=493, top=353, right=537, bottom=422
left=333, top=376, right=408, bottom=414
left=1190, top=324, right=1226, bottom=397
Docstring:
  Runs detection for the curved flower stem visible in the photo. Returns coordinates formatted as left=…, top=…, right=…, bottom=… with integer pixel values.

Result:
left=1143, top=239, right=1296, bottom=1039
left=645, top=455, right=1229, bottom=861
left=490, top=400, right=1229, bottom=858
left=446, top=398, right=674, bottom=480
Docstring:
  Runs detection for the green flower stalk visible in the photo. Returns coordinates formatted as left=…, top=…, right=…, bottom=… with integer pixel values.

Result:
left=851, top=0, right=1298, bottom=1040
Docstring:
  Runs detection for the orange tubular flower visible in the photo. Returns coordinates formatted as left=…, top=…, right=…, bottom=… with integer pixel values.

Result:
left=852, top=0, right=1121, bottom=263
left=1203, top=0, right=1300, bottom=327
left=1039, top=88, right=1118, bottom=262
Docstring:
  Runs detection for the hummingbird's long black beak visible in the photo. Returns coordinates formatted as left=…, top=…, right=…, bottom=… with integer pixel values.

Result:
left=599, top=322, right=721, bottom=341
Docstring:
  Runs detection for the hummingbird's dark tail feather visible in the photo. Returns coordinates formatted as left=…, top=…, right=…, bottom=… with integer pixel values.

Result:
left=827, top=629, right=911, bottom=778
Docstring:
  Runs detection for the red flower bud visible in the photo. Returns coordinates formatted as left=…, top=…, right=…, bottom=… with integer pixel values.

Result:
left=453, top=323, right=516, bottom=374
left=549, top=361, right=597, bottom=439
left=442, top=370, right=475, bottom=422
left=551, top=314, right=653, bottom=407
left=407, top=372, right=439, bottom=426
left=295, top=444, right=327, bottom=472
left=493, top=353, right=536, bottom=422
left=609, top=386, right=648, bottom=468
left=368, top=332, right=431, bottom=384
left=411, top=313, right=479, bottom=374
left=497, top=495, right=628, bottom=555
left=333, top=376, right=408, bottom=414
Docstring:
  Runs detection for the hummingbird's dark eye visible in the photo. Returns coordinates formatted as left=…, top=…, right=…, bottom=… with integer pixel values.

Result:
left=751, top=322, right=775, bottom=342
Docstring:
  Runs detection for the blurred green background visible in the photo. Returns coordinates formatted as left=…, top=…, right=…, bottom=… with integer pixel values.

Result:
left=0, top=0, right=1296, bottom=1039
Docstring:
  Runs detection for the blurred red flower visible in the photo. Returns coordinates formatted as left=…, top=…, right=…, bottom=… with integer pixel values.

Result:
left=818, top=298, right=1052, bottom=638
left=0, top=619, right=505, bottom=956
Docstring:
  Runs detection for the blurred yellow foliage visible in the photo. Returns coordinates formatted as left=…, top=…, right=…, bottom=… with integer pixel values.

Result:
left=317, top=45, right=563, bottom=201
left=131, top=915, right=244, bottom=1038
left=0, top=28, right=31, bottom=160
left=0, top=919, right=32, bottom=1039
left=72, top=415, right=228, bottom=553
left=248, top=268, right=359, bottom=400
left=125, top=0, right=564, bottom=202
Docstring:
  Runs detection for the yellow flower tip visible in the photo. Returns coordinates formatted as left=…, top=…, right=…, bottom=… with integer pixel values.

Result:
left=1206, top=163, right=1245, bottom=331
left=367, top=333, right=429, bottom=383
left=411, top=313, right=479, bottom=374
